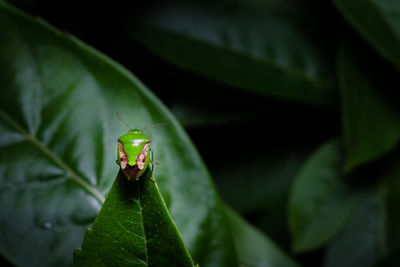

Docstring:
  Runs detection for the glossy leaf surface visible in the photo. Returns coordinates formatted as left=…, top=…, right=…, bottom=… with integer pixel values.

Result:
left=122, top=0, right=336, bottom=106
left=74, top=171, right=195, bottom=266
left=0, top=2, right=235, bottom=266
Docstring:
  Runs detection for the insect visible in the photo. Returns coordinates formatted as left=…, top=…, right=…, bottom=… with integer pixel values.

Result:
left=115, top=112, right=165, bottom=181
left=117, top=128, right=151, bottom=181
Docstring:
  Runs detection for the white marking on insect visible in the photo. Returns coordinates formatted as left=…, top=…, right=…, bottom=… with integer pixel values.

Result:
left=131, top=139, right=146, bottom=146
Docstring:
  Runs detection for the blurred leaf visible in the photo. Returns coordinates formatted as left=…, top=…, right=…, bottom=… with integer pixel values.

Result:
left=334, top=0, right=400, bottom=70
left=288, top=140, right=357, bottom=253
left=74, top=171, right=195, bottom=266
left=338, top=38, right=400, bottom=170
left=214, top=144, right=311, bottom=214
left=323, top=191, right=382, bottom=267
left=203, top=98, right=338, bottom=247
left=121, top=0, right=337, bottom=106
left=224, top=206, right=300, bottom=267
left=0, top=2, right=236, bottom=266
left=214, top=145, right=312, bottom=247
left=379, top=158, right=400, bottom=252
left=146, top=62, right=257, bottom=128
left=170, top=100, right=253, bottom=128
left=324, top=155, right=400, bottom=267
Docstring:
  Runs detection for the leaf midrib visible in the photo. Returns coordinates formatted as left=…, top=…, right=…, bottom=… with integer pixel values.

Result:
left=0, top=109, right=105, bottom=203
left=137, top=184, right=149, bottom=265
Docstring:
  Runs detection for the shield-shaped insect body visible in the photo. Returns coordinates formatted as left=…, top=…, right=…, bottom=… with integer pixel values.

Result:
left=117, top=129, right=151, bottom=181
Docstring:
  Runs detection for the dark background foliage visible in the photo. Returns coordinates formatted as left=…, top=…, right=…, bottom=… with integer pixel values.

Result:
left=2, top=0, right=400, bottom=266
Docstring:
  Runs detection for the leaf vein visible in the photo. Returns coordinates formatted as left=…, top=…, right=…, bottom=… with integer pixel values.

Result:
left=0, top=109, right=105, bottom=203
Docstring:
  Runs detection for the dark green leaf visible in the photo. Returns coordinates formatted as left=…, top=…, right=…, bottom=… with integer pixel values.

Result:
left=224, top=206, right=300, bottom=267
left=288, top=140, right=357, bottom=253
left=205, top=99, right=338, bottom=247
left=74, top=171, right=195, bottom=266
left=161, top=68, right=256, bottom=128
left=214, top=145, right=312, bottom=247
left=334, top=0, right=400, bottom=70
left=0, top=2, right=236, bottom=266
left=379, top=158, right=400, bottom=252
left=338, top=38, right=400, bottom=170
left=170, top=100, right=253, bottom=128
left=324, top=191, right=382, bottom=267
left=324, top=156, right=400, bottom=267
left=215, top=147, right=309, bottom=214
left=121, top=0, right=336, bottom=106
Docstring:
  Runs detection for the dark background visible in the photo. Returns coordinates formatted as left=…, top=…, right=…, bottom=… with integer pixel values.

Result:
left=5, top=0, right=399, bottom=266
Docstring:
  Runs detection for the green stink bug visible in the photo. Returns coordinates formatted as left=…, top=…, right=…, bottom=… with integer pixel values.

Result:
left=117, top=129, right=151, bottom=181
left=115, top=111, right=166, bottom=181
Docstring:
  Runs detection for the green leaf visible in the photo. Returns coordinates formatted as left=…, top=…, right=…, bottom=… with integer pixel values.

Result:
left=74, top=170, right=195, bottom=266
left=121, top=0, right=336, bottom=106
left=288, top=140, right=357, bottom=253
left=224, top=206, right=300, bottom=267
left=334, top=0, right=400, bottom=71
left=323, top=154, right=400, bottom=267
left=214, top=145, right=312, bottom=247
left=338, top=38, right=400, bottom=170
left=0, top=2, right=236, bottom=266
left=379, top=158, right=400, bottom=252
left=215, top=147, right=310, bottom=214
left=205, top=99, right=337, bottom=247
left=170, top=100, right=253, bottom=128
left=323, top=191, right=382, bottom=267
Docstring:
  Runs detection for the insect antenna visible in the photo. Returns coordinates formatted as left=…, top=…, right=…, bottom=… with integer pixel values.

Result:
left=142, top=123, right=168, bottom=130
left=115, top=110, right=131, bottom=130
